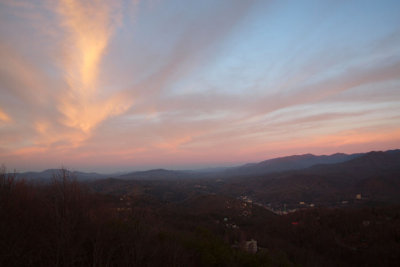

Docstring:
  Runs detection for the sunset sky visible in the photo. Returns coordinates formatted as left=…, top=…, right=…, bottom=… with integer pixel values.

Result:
left=1, top=0, right=400, bottom=172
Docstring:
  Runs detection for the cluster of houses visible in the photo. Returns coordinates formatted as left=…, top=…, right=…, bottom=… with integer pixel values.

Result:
left=116, top=195, right=133, bottom=216
left=225, top=197, right=253, bottom=217
left=239, top=195, right=304, bottom=215
left=232, top=239, right=258, bottom=254
left=340, top=194, right=364, bottom=205
left=238, top=193, right=365, bottom=214
left=224, top=217, right=239, bottom=229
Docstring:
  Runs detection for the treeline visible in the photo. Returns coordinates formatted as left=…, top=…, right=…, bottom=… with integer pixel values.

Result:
left=2, top=166, right=400, bottom=266
left=243, top=205, right=400, bottom=266
left=0, top=167, right=275, bottom=267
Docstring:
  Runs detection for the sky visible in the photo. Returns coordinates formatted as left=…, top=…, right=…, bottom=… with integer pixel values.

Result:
left=0, top=0, right=400, bottom=172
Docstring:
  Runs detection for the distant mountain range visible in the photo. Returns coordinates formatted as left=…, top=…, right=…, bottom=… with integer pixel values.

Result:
left=84, top=149, right=400, bottom=208
left=118, top=169, right=190, bottom=180
left=220, top=149, right=400, bottom=205
left=14, top=149, right=400, bottom=183
left=224, top=152, right=363, bottom=176
left=15, top=169, right=108, bottom=182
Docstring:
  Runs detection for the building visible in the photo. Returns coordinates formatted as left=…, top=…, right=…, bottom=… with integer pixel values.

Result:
left=242, top=239, right=257, bottom=254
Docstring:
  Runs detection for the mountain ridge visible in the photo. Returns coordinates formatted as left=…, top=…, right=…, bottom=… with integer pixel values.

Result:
left=12, top=149, right=399, bottom=181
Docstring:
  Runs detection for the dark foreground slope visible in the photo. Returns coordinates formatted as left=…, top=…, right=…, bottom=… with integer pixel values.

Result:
left=2, top=165, right=400, bottom=266
left=0, top=169, right=282, bottom=267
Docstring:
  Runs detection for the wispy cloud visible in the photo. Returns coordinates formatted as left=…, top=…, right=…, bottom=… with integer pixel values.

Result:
left=0, top=0, right=399, bottom=171
left=0, top=107, right=11, bottom=123
left=56, top=0, right=132, bottom=135
left=127, top=0, right=259, bottom=98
